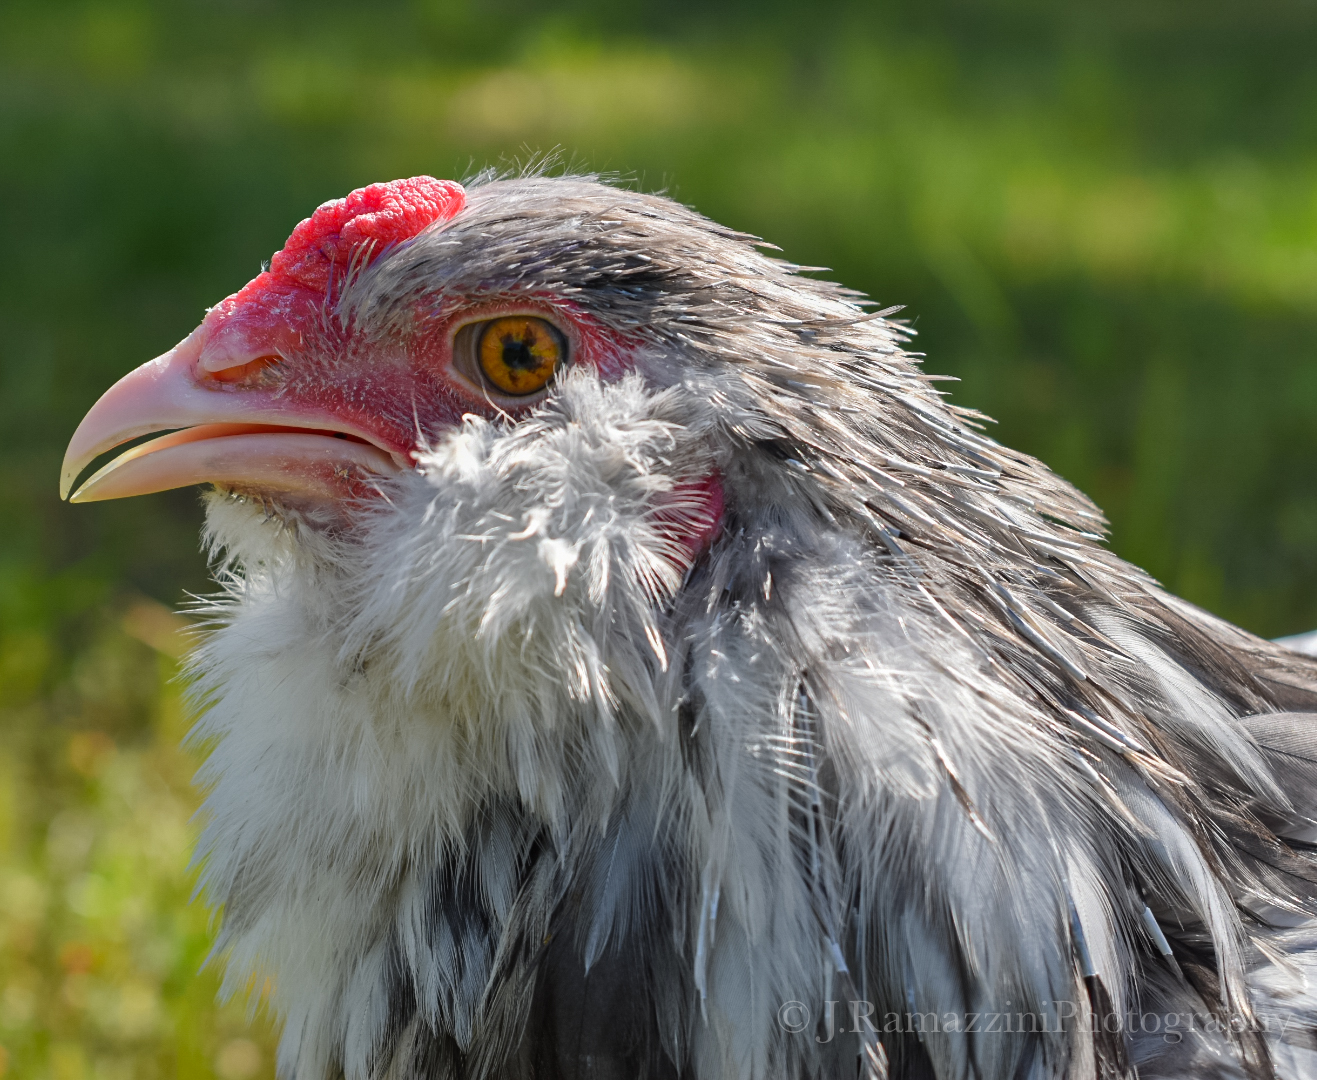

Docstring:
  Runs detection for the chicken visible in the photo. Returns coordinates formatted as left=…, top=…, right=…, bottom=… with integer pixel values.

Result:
left=61, top=173, right=1317, bottom=1080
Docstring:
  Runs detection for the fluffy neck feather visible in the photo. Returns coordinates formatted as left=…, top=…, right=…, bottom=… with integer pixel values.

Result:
left=187, top=365, right=1317, bottom=1080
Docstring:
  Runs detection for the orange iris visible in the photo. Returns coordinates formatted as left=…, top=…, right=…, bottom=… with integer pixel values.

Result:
left=477, top=317, right=565, bottom=395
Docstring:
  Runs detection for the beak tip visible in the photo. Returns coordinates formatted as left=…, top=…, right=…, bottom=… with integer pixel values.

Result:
left=59, top=455, right=83, bottom=501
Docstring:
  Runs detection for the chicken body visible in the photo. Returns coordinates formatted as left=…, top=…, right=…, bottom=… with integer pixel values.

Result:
left=63, top=174, right=1317, bottom=1080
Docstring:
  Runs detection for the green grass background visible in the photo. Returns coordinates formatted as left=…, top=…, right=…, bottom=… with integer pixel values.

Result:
left=3, top=0, right=1317, bottom=1075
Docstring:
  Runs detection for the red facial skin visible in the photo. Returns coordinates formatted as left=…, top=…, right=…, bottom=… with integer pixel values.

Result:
left=197, top=289, right=721, bottom=558
left=195, top=288, right=636, bottom=457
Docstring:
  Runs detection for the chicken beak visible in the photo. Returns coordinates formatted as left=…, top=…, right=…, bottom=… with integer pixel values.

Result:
left=61, top=332, right=405, bottom=504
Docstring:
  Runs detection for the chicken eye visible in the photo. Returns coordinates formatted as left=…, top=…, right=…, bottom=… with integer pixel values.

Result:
left=475, top=316, right=566, bottom=396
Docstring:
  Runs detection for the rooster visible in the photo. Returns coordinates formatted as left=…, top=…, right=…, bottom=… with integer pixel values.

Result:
left=61, top=174, right=1317, bottom=1080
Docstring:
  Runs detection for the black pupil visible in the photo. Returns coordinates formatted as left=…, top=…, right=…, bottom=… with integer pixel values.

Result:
left=500, top=333, right=540, bottom=371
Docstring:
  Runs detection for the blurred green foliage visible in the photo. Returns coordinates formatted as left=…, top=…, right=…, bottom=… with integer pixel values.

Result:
left=0, top=597, right=274, bottom=1079
left=2, top=0, right=1317, bottom=1074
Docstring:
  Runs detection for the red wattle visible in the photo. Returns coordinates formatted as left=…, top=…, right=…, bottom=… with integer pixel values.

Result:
left=659, top=473, right=725, bottom=567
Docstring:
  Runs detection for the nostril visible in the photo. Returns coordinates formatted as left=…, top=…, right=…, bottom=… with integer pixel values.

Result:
left=207, top=355, right=282, bottom=385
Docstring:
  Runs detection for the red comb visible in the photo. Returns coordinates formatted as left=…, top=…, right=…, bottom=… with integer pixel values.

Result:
left=267, top=177, right=466, bottom=294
